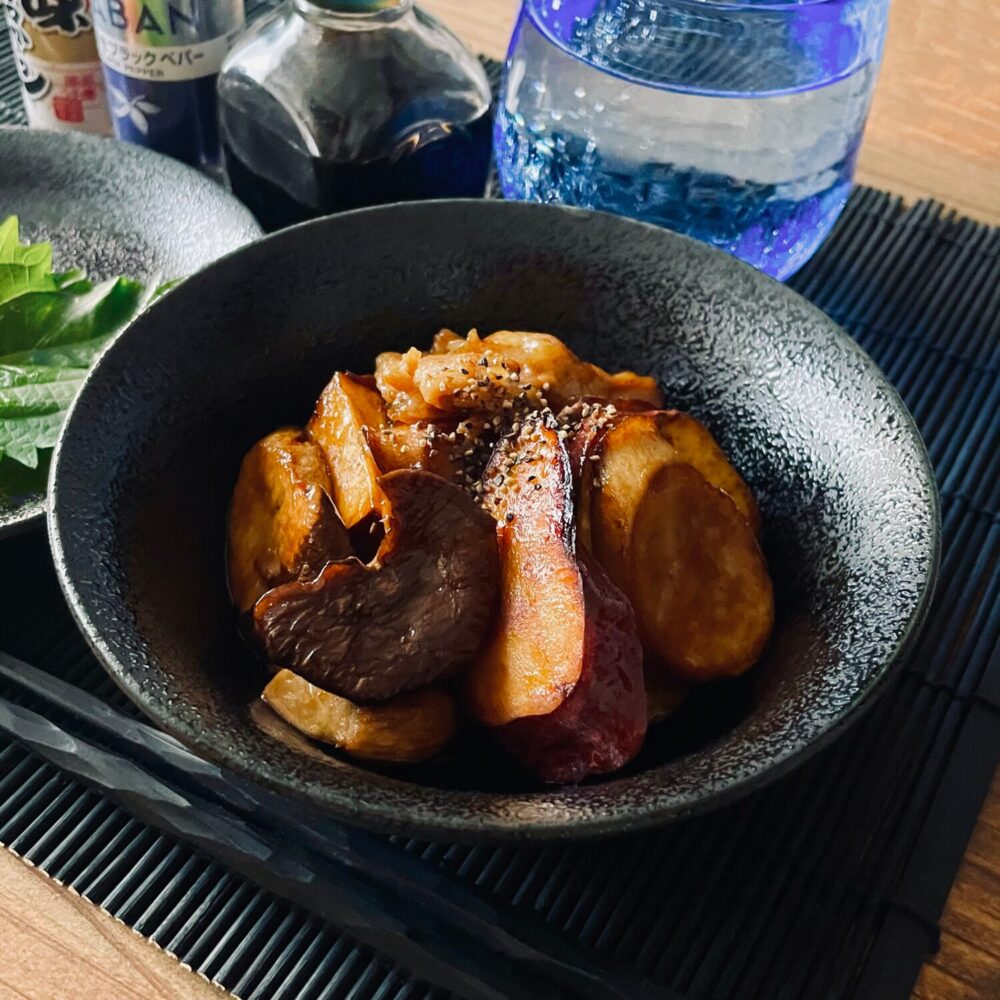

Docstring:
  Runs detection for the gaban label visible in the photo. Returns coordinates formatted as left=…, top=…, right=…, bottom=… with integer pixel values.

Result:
left=91, top=0, right=244, bottom=168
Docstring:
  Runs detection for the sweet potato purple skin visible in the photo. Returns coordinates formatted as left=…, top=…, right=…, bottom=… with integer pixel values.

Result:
left=496, top=550, right=647, bottom=783
left=466, top=417, right=648, bottom=783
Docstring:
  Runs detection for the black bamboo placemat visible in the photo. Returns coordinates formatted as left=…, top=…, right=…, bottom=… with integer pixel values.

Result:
left=2, top=23, right=999, bottom=1000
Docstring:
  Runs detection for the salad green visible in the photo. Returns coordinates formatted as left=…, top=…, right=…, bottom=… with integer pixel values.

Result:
left=0, top=216, right=164, bottom=498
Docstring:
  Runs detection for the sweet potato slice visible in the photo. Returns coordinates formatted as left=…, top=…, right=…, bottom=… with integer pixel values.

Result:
left=467, top=419, right=647, bottom=781
left=255, top=470, right=499, bottom=703
left=654, top=411, right=760, bottom=534
left=628, top=464, right=774, bottom=681
left=227, top=428, right=351, bottom=613
left=307, top=372, right=389, bottom=528
left=263, top=669, right=457, bottom=763
left=496, top=549, right=647, bottom=783
left=466, top=418, right=584, bottom=726
left=587, top=412, right=680, bottom=584
left=586, top=409, right=760, bottom=579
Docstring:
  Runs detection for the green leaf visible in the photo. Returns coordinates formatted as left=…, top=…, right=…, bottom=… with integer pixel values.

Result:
left=0, top=217, right=58, bottom=308
left=54, top=269, right=85, bottom=288
left=154, top=276, right=185, bottom=298
left=0, top=417, right=64, bottom=467
left=0, top=274, right=153, bottom=474
left=0, top=276, right=146, bottom=361
left=0, top=370, right=86, bottom=467
left=0, top=364, right=86, bottom=390
left=0, top=217, right=179, bottom=483
left=0, top=334, right=115, bottom=369
left=0, top=367, right=84, bottom=403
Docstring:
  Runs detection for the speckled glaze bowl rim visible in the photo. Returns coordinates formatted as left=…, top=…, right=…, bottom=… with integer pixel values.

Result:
left=0, top=497, right=45, bottom=538
left=0, top=125, right=261, bottom=539
left=48, top=200, right=941, bottom=841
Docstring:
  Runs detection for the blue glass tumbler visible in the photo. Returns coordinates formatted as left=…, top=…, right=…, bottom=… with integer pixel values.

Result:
left=495, top=0, right=891, bottom=280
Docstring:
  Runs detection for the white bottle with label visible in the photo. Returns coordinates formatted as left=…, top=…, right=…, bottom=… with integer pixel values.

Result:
left=3, top=0, right=112, bottom=134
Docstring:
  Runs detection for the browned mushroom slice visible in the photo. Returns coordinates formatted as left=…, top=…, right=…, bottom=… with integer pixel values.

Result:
left=254, top=469, right=500, bottom=703
left=227, top=428, right=351, bottom=613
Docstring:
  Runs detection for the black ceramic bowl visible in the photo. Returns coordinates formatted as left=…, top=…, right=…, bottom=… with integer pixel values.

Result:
left=49, top=201, right=939, bottom=841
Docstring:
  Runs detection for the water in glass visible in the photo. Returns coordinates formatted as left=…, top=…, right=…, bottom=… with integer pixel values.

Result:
left=496, top=0, right=890, bottom=279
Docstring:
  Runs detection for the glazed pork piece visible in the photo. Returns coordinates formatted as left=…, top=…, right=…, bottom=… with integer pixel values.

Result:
left=376, top=329, right=663, bottom=424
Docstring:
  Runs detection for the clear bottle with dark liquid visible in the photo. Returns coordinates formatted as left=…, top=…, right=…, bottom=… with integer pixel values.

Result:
left=217, top=0, right=493, bottom=231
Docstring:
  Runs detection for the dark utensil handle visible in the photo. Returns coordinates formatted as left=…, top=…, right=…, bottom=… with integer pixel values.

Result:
left=0, top=654, right=672, bottom=1000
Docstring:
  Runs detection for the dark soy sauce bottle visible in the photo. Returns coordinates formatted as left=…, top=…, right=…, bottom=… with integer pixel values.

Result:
left=217, top=0, right=493, bottom=231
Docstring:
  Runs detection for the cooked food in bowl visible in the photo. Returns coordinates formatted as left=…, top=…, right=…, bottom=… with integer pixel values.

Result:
left=48, top=200, right=938, bottom=837
left=228, top=329, right=775, bottom=783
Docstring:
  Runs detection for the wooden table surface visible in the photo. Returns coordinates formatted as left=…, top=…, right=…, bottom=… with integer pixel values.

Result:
left=2, top=2, right=998, bottom=998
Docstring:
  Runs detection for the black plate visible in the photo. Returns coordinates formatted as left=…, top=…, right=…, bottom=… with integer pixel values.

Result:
left=49, top=201, right=939, bottom=841
left=0, top=126, right=261, bottom=536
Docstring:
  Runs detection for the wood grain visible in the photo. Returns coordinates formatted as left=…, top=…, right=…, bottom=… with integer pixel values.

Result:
left=2, top=2, right=998, bottom=999
left=0, top=849, right=222, bottom=1000
left=913, top=772, right=1000, bottom=1000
